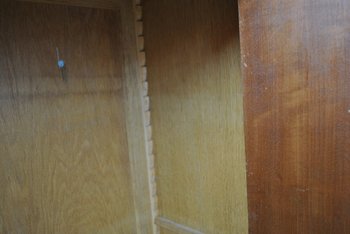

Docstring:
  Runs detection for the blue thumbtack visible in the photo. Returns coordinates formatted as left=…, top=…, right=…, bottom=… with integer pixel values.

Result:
left=58, top=59, right=65, bottom=69
left=56, top=48, right=66, bottom=80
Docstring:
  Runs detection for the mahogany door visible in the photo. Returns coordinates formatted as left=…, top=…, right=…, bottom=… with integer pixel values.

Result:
left=240, top=0, right=350, bottom=233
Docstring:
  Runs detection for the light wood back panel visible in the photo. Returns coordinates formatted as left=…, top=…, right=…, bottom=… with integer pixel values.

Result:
left=240, top=0, right=350, bottom=233
left=0, top=2, right=136, bottom=233
left=144, top=0, right=248, bottom=233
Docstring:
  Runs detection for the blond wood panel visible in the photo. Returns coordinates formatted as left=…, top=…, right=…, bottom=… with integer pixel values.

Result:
left=0, top=3, right=136, bottom=233
left=143, top=0, right=248, bottom=233
left=160, top=227, right=177, bottom=234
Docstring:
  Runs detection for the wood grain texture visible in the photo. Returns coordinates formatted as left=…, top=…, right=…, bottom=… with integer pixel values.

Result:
left=131, top=1, right=159, bottom=233
left=159, top=227, right=177, bottom=234
left=118, top=0, right=155, bottom=232
left=156, top=217, right=203, bottom=234
left=144, top=0, right=248, bottom=233
left=239, top=0, right=350, bottom=233
left=0, top=2, right=136, bottom=233
left=18, top=0, right=120, bottom=9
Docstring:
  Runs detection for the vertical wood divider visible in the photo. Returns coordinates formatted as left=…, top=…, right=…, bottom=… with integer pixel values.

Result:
left=120, top=0, right=159, bottom=233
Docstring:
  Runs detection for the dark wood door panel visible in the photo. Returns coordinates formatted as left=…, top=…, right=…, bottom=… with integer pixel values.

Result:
left=240, top=0, right=350, bottom=233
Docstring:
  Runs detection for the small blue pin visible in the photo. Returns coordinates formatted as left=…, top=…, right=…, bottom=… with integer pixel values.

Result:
left=56, top=48, right=66, bottom=80
left=58, top=59, right=65, bottom=69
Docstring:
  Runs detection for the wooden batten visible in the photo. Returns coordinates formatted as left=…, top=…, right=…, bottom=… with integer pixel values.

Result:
left=132, top=1, right=159, bottom=233
left=118, top=0, right=158, bottom=233
left=156, top=217, right=204, bottom=234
